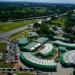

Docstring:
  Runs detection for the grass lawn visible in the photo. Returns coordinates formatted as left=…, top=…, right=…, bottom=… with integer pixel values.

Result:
left=0, top=42, right=6, bottom=53
left=0, top=42, right=14, bottom=68
left=17, top=73, right=35, bottom=75
left=0, top=61, right=14, bottom=68
left=51, top=17, right=66, bottom=27
left=0, top=20, right=37, bottom=33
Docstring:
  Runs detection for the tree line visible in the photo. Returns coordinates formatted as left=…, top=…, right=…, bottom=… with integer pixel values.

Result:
left=0, top=7, right=69, bottom=21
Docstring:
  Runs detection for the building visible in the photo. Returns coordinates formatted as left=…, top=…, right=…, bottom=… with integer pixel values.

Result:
left=21, top=42, right=41, bottom=52
left=60, top=50, right=75, bottom=67
left=39, top=43, right=53, bottom=57
left=20, top=52, right=57, bottom=71
left=18, top=37, right=29, bottom=46
left=28, top=32, right=38, bottom=38
left=35, top=37, right=49, bottom=44
left=54, top=40, right=75, bottom=48
left=58, top=47, right=67, bottom=53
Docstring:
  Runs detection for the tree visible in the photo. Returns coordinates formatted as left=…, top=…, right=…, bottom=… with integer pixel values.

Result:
left=33, top=22, right=41, bottom=30
left=64, top=11, right=75, bottom=42
left=36, top=23, right=55, bottom=36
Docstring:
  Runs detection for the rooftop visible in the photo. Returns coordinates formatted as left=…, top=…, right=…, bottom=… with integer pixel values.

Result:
left=21, top=52, right=56, bottom=67
left=39, top=44, right=53, bottom=56
left=36, top=37, right=49, bottom=44
left=28, top=32, right=38, bottom=37
left=18, top=37, right=29, bottom=45
left=23, top=42, right=41, bottom=51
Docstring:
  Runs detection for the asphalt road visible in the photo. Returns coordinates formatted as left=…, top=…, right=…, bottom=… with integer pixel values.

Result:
left=0, top=24, right=33, bottom=39
left=0, top=19, right=43, bottom=40
left=0, top=12, right=68, bottom=40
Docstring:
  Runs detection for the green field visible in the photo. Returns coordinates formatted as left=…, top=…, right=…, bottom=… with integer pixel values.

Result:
left=0, top=20, right=37, bottom=33
left=0, top=42, right=6, bottom=53
left=0, top=61, right=14, bottom=68
left=51, top=17, right=66, bottom=27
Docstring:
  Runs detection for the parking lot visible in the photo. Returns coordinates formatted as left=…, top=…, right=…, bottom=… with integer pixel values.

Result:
left=5, top=41, right=18, bottom=63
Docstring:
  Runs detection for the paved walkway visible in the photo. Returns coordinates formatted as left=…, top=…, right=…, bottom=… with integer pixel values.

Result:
left=53, top=54, right=58, bottom=60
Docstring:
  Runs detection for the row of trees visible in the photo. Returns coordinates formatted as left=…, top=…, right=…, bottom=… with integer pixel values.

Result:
left=33, top=21, right=55, bottom=37
left=33, top=10, right=75, bottom=42
left=0, top=7, right=69, bottom=21
left=64, top=11, right=75, bottom=42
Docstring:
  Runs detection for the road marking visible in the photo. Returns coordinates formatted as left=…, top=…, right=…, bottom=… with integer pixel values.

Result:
left=9, top=30, right=32, bottom=41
